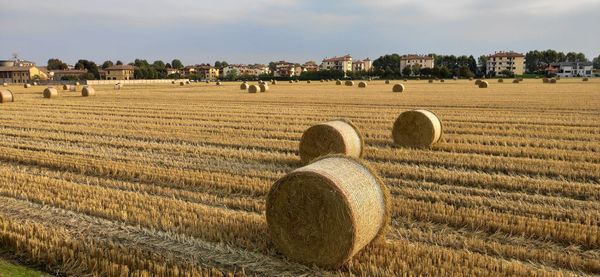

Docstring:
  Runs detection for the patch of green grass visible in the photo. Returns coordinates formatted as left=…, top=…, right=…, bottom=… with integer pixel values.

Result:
left=0, top=259, right=45, bottom=277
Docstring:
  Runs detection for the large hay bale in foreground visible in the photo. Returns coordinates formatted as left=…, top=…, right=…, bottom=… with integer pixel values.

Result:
left=358, top=81, right=367, bottom=88
left=336, top=80, right=342, bottom=85
left=240, top=83, right=249, bottom=90
left=392, top=84, right=405, bottom=93
left=81, top=86, right=95, bottom=97
left=299, top=119, right=364, bottom=164
left=384, top=80, right=390, bottom=84
left=344, top=81, right=354, bottom=86
left=248, top=84, right=259, bottom=93
left=266, top=155, right=390, bottom=268
left=478, top=80, right=489, bottom=88
left=43, top=87, right=58, bottom=98
left=0, top=89, right=14, bottom=103
left=24, top=84, right=31, bottom=88
left=392, top=109, right=443, bottom=148
left=259, top=83, right=269, bottom=92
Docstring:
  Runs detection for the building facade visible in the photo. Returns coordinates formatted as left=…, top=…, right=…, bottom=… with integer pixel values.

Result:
left=352, top=58, right=373, bottom=72
left=196, top=64, right=220, bottom=80
left=302, top=61, right=319, bottom=72
left=320, top=55, right=352, bottom=72
left=486, top=51, right=525, bottom=76
left=552, top=62, right=593, bottom=77
left=105, top=65, right=135, bottom=80
left=51, top=69, right=88, bottom=80
left=273, top=61, right=296, bottom=77
left=0, top=66, right=48, bottom=83
left=400, top=55, right=434, bottom=71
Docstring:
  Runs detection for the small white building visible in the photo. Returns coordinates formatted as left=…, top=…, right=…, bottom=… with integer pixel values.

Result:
left=553, top=62, right=594, bottom=77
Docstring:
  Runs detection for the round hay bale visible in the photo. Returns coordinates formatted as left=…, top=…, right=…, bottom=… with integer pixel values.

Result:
left=344, top=81, right=354, bottom=86
left=2, top=83, right=7, bottom=87
left=556, top=76, right=561, bottom=80
left=428, top=79, right=433, bottom=83
left=75, top=82, right=80, bottom=86
left=513, top=79, right=520, bottom=84
left=171, top=80, right=176, bottom=84
left=62, top=84, right=69, bottom=90
left=392, top=84, right=405, bottom=93
left=266, top=155, right=390, bottom=268
left=216, top=81, right=222, bottom=86
left=543, top=78, right=549, bottom=83
left=43, top=87, right=59, bottom=98
left=24, top=84, right=32, bottom=88
left=403, top=79, right=408, bottom=82
left=320, top=79, right=324, bottom=82
left=358, top=81, right=367, bottom=88
left=289, top=80, right=293, bottom=83
left=498, top=79, right=504, bottom=83
left=518, top=77, right=524, bottom=82
left=185, top=81, right=191, bottom=85
left=33, top=82, right=38, bottom=86
left=180, top=81, right=185, bottom=86
left=0, top=89, right=14, bottom=103
left=271, top=80, right=278, bottom=85
left=392, top=109, right=443, bottom=148
left=299, top=119, right=363, bottom=164
left=468, top=77, right=474, bottom=81
left=240, top=83, right=249, bottom=90
left=294, top=80, right=299, bottom=83
left=583, top=78, right=589, bottom=82
left=307, top=80, right=311, bottom=84
left=550, top=78, right=557, bottom=83
left=474, top=79, right=482, bottom=85
left=259, top=83, right=269, bottom=92
left=81, top=86, right=95, bottom=97
left=336, top=80, right=342, bottom=85
left=384, top=80, right=390, bottom=84
left=478, top=80, right=489, bottom=88
left=248, top=84, right=259, bottom=93
left=440, top=79, right=445, bottom=83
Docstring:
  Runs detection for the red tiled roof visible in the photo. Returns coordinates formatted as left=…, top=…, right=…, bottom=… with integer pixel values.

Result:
left=488, top=51, right=525, bottom=58
left=322, top=55, right=352, bottom=62
left=105, top=65, right=135, bottom=70
left=401, top=55, right=433, bottom=60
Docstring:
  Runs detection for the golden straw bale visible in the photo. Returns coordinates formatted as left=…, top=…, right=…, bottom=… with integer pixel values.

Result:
left=299, top=119, right=363, bottom=164
left=0, top=89, right=14, bottom=103
left=392, top=109, right=443, bottom=148
left=248, top=84, right=259, bottom=93
left=81, top=86, right=95, bottom=97
left=266, top=155, right=390, bottom=268
left=392, top=84, right=405, bottom=92
left=43, top=87, right=59, bottom=98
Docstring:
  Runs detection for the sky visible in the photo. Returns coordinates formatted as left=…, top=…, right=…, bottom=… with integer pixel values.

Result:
left=1, top=0, right=599, bottom=66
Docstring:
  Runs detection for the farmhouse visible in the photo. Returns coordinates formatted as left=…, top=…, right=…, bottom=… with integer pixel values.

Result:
left=400, top=55, right=434, bottom=70
left=486, top=51, right=525, bottom=76
left=0, top=65, right=48, bottom=83
left=273, top=61, right=296, bottom=77
left=196, top=64, right=220, bottom=80
left=552, top=62, right=593, bottom=77
left=105, top=64, right=135, bottom=80
left=320, top=55, right=353, bottom=72
left=302, top=61, right=319, bottom=72
left=165, top=67, right=180, bottom=76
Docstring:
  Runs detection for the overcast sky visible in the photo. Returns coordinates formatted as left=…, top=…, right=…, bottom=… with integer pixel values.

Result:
left=1, top=0, right=599, bottom=66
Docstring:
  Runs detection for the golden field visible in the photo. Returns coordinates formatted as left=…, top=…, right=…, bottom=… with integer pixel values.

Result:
left=0, top=79, right=599, bottom=276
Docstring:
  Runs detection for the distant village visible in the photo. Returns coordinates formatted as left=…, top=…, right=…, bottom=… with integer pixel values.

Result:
left=0, top=51, right=597, bottom=84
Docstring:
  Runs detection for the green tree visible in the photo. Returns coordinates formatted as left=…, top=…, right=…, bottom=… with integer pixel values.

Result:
left=47, top=58, right=68, bottom=70
left=171, top=59, right=184, bottom=69
left=593, top=55, right=600, bottom=69
left=478, top=55, right=488, bottom=76
left=101, top=60, right=113, bottom=69
left=402, top=66, right=412, bottom=76
left=74, top=60, right=100, bottom=79
left=225, top=69, right=239, bottom=80
left=116, top=60, right=123, bottom=65
left=411, top=64, right=421, bottom=76
left=373, top=54, right=401, bottom=77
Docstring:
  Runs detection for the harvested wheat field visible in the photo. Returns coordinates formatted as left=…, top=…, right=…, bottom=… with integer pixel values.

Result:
left=0, top=79, right=599, bottom=276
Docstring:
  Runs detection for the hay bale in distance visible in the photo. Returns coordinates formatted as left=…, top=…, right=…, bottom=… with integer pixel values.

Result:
left=240, top=83, right=249, bottom=90
left=384, top=80, right=390, bottom=84
left=271, top=80, right=278, bottom=85
left=216, top=81, right=222, bottom=86
left=2, top=83, right=7, bottom=87
left=543, top=78, right=549, bottom=83
left=440, top=79, right=445, bottom=83
left=583, top=77, right=589, bottom=81
left=358, top=81, right=367, bottom=88
left=266, top=155, right=390, bottom=268
left=171, top=80, right=176, bottom=84
left=478, top=80, right=489, bottom=88
left=289, top=80, right=293, bottom=83
left=114, top=83, right=123, bottom=90
left=392, top=84, right=405, bottom=93
left=336, top=80, right=342, bottom=85
left=307, top=80, right=311, bottom=84
left=75, top=82, right=80, bottom=86
left=81, top=86, right=95, bottom=97
left=513, top=79, right=520, bottom=83
left=180, top=81, right=185, bottom=86
left=248, top=84, right=259, bottom=93
left=392, top=109, right=442, bottom=148
left=43, top=87, right=59, bottom=98
left=345, top=81, right=354, bottom=86
left=24, top=84, right=31, bottom=88
left=498, top=79, right=504, bottom=83
left=62, top=84, right=69, bottom=90
left=550, top=78, right=557, bottom=83
left=428, top=79, right=433, bottom=83
left=468, top=77, right=474, bottom=81
left=474, top=79, right=482, bottom=86
left=259, top=83, right=269, bottom=92
left=299, top=119, right=364, bottom=164
left=69, top=85, right=77, bottom=92
left=0, top=89, right=14, bottom=103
